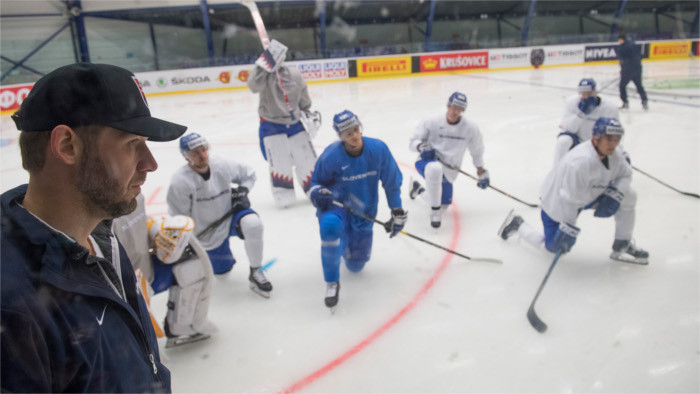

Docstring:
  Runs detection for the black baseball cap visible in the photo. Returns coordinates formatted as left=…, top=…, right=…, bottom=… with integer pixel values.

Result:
left=11, top=63, right=186, bottom=141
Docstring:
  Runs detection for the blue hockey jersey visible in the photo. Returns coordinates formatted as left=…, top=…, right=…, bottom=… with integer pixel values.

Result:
left=311, top=137, right=403, bottom=231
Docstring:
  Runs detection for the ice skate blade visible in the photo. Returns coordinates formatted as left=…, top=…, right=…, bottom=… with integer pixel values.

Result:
left=610, top=253, right=649, bottom=265
left=165, top=333, right=211, bottom=348
left=250, top=282, right=271, bottom=298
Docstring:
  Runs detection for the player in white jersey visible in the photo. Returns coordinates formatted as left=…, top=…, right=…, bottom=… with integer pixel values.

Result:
left=167, top=133, right=273, bottom=297
left=408, top=92, right=489, bottom=228
left=247, top=39, right=321, bottom=207
left=498, top=117, right=649, bottom=264
left=554, top=78, right=619, bottom=166
left=113, top=193, right=216, bottom=348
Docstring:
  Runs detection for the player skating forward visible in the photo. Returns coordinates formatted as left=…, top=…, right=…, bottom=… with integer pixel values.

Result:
left=167, top=133, right=273, bottom=297
left=554, top=78, right=619, bottom=166
left=247, top=39, right=321, bottom=207
left=309, top=110, right=407, bottom=310
left=114, top=194, right=216, bottom=348
left=499, top=117, right=649, bottom=264
left=408, top=92, right=489, bottom=228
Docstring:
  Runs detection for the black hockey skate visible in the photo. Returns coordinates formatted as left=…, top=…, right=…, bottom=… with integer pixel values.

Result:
left=409, top=179, right=425, bottom=200
left=642, top=101, right=649, bottom=111
left=164, top=321, right=211, bottom=349
left=498, top=209, right=523, bottom=240
left=249, top=267, right=273, bottom=298
left=610, top=240, right=649, bottom=265
left=619, top=102, right=629, bottom=110
left=325, top=281, right=339, bottom=313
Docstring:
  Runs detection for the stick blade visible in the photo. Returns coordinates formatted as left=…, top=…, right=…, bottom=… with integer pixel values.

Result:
left=527, top=305, right=548, bottom=333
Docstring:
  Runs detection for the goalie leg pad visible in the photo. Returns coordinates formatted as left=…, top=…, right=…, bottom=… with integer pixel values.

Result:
left=166, top=240, right=215, bottom=336
left=288, top=130, right=317, bottom=195
left=264, top=133, right=296, bottom=207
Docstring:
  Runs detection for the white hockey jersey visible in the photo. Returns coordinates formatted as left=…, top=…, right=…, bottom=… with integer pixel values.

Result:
left=167, top=155, right=256, bottom=250
left=559, top=94, right=619, bottom=141
left=540, top=141, right=632, bottom=226
left=409, top=114, right=485, bottom=183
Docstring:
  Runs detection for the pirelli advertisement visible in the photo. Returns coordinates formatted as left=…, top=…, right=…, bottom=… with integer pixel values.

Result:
left=649, top=41, right=692, bottom=59
left=355, top=56, right=412, bottom=77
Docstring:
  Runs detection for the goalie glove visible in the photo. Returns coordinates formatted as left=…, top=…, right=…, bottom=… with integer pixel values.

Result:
left=300, top=110, right=322, bottom=139
left=255, top=39, right=288, bottom=73
left=148, top=215, right=195, bottom=264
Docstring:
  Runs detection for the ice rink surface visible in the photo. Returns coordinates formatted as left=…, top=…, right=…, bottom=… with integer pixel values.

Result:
left=1, top=60, right=699, bottom=393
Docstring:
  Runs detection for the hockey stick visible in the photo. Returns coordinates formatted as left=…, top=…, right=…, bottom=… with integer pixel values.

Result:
left=632, top=165, right=700, bottom=199
left=197, top=207, right=236, bottom=239
left=597, top=76, right=620, bottom=94
left=527, top=249, right=564, bottom=333
left=438, top=159, right=539, bottom=208
left=332, top=201, right=502, bottom=264
left=240, top=0, right=296, bottom=120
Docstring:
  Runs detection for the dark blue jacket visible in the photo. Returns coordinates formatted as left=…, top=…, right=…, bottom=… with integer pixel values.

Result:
left=1, top=185, right=171, bottom=392
left=618, top=39, right=643, bottom=73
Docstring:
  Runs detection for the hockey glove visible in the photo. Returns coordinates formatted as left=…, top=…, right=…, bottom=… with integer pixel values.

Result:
left=384, top=208, right=408, bottom=238
left=577, top=96, right=598, bottom=115
left=231, top=186, right=251, bottom=211
left=416, top=142, right=434, bottom=161
left=477, top=169, right=490, bottom=189
left=310, top=187, right=334, bottom=211
left=300, top=110, right=322, bottom=139
left=552, top=222, right=580, bottom=254
left=255, top=39, right=288, bottom=73
left=594, top=186, right=623, bottom=218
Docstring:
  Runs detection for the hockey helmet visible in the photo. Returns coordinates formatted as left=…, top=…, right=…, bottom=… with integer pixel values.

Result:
left=179, top=132, right=209, bottom=158
left=333, top=110, right=362, bottom=135
left=592, top=117, right=624, bottom=137
left=447, top=92, right=467, bottom=109
left=578, top=78, right=597, bottom=93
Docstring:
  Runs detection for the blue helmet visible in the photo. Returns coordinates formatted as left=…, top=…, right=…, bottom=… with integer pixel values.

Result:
left=578, top=78, right=596, bottom=93
left=447, top=92, right=467, bottom=109
left=179, top=132, right=209, bottom=157
left=333, top=110, right=362, bottom=135
left=592, top=117, right=624, bottom=137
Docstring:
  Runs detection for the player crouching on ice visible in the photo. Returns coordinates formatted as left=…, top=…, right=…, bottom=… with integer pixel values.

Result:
left=167, top=133, right=273, bottom=297
left=498, top=117, right=649, bottom=264
left=114, top=194, right=217, bottom=348
left=554, top=78, right=619, bottom=166
left=247, top=39, right=322, bottom=207
left=408, top=91, right=489, bottom=228
left=309, top=110, right=407, bottom=311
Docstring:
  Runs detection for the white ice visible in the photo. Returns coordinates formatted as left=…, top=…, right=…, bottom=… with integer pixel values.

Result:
left=1, top=60, right=698, bottom=393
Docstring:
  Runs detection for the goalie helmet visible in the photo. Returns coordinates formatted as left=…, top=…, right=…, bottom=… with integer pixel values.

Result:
left=592, top=117, right=624, bottom=137
left=148, top=215, right=195, bottom=264
left=179, top=133, right=209, bottom=158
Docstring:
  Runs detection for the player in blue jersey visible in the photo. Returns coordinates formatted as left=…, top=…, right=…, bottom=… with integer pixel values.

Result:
left=309, top=110, right=407, bottom=310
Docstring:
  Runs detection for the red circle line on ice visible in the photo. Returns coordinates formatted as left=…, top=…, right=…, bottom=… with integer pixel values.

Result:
left=280, top=162, right=461, bottom=393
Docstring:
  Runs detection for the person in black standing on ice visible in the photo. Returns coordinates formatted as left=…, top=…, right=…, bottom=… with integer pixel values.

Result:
left=617, top=33, right=649, bottom=111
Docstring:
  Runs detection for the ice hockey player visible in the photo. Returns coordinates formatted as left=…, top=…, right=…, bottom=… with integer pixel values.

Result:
left=498, top=117, right=649, bottom=264
left=554, top=78, right=619, bottom=166
left=309, top=110, right=407, bottom=310
left=167, top=133, right=273, bottom=297
left=408, top=91, right=489, bottom=228
left=617, top=33, right=649, bottom=111
left=113, top=193, right=216, bottom=348
left=247, top=39, right=321, bottom=207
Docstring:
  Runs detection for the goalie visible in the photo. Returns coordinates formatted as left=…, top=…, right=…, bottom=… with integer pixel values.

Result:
left=113, top=194, right=216, bottom=348
left=247, top=39, right=322, bottom=207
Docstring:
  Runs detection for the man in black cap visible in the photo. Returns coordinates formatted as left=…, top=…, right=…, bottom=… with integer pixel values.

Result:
left=618, top=33, right=649, bottom=110
left=1, top=63, right=186, bottom=392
